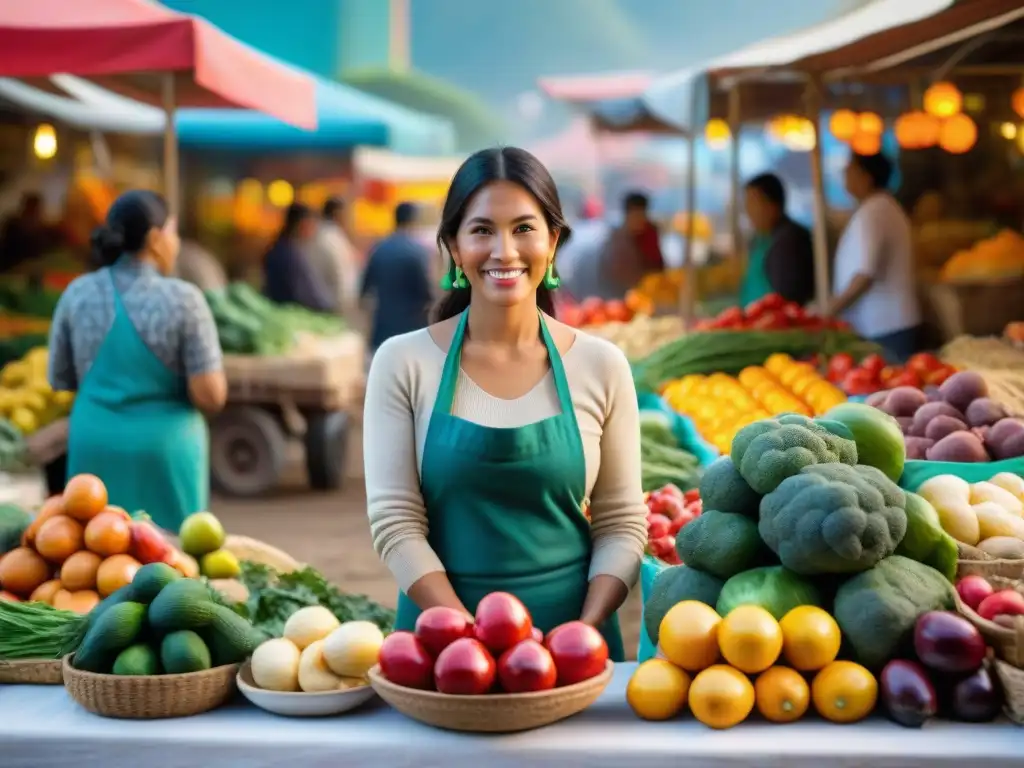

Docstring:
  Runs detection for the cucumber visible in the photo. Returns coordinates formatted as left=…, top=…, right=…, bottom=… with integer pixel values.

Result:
left=74, top=602, right=147, bottom=673
left=147, top=578, right=218, bottom=635
left=202, top=605, right=266, bottom=665
left=160, top=630, right=212, bottom=674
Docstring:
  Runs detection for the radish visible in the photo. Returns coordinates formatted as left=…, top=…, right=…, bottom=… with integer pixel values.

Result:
left=977, top=590, right=1024, bottom=622
left=956, top=576, right=994, bottom=611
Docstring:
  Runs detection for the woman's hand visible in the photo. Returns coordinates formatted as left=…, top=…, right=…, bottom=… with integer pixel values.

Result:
left=579, top=574, right=629, bottom=628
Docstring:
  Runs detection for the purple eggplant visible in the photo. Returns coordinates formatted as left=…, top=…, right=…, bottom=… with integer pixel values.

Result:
left=880, top=660, right=938, bottom=728
left=914, top=611, right=986, bottom=674
left=949, top=665, right=1002, bottom=723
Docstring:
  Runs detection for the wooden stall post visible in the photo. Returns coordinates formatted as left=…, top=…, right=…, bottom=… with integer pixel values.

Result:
left=804, top=78, right=831, bottom=314
left=727, top=83, right=745, bottom=270
left=679, top=83, right=700, bottom=326
left=161, top=72, right=179, bottom=217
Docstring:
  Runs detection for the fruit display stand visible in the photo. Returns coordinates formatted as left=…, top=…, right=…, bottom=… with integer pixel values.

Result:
left=0, top=668, right=1021, bottom=768
left=212, top=330, right=365, bottom=496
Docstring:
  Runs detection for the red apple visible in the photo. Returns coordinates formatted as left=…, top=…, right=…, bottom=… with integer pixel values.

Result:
left=977, top=589, right=1024, bottom=622
left=647, top=514, right=671, bottom=539
left=648, top=493, right=686, bottom=521
left=497, top=639, right=557, bottom=693
left=956, top=576, right=994, bottom=612
left=531, top=626, right=544, bottom=644
left=474, top=592, right=532, bottom=654
left=378, top=631, right=434, bottom=690
left=414, top=606, right=472, bottom=658
left=545, top=621, right=609, bottom=686
left=129, top=519, right=173, bottom=565
left=434, top=638, right=496, bottom=695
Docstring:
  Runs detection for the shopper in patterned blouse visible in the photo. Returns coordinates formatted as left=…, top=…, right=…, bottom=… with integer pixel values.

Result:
left=48, top=190, right=227, bottom=531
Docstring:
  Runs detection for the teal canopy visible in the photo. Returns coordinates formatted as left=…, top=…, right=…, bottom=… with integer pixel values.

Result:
left=177, top=76, right=456, bottom=156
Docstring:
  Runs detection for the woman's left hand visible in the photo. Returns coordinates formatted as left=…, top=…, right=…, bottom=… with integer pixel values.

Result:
left=579, top=574, right=629, bottom=627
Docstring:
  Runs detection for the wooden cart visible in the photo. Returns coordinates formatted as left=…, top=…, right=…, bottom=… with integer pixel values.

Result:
left=212, top=332, right=365, bottom=497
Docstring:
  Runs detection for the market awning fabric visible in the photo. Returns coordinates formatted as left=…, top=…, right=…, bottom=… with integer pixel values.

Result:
left=586, top=97, right=688, bottom=136
left=537, top=72, right=655, bottom=104
left=173, top=77, right=456, bottom=156
left=643, top=0, right=957, bottom=130
left=0, top=76, right=163, bottom=133
left=0, top=0, right=316, bottom=130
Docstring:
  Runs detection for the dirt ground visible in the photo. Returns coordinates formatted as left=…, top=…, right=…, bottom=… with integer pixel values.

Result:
left=210, top=456, right=644, bottom=659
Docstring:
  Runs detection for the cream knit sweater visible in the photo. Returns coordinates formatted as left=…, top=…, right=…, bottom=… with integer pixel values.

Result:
left=363, top=327, right=648, bottom=594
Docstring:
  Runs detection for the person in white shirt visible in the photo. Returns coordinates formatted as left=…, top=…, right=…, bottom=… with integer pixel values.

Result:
left=305, top=197, right=360, bottom=315
left=827, top=152, right=921, bottom=361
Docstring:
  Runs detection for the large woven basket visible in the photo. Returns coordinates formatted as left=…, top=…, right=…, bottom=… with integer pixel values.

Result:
left=994, top=660, right=1024, bottom=725
left=0, top=658, right=63, bottom=685
left=367, top=661, right=613, bottom=733
left=62, top=654, right=238, bottom=719
left=956, top=542, right=1024, bottom=581
left=955, top=577, right=1024, bottom=668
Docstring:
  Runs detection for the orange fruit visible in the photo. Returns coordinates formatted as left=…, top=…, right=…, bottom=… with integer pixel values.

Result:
left=718, top=605, right=783, bottom=674
left=59, top=550, right=103, bottom=591
left=626, top=659, right=691, bottom=721
left=62, top=474, right=109, bottom=522
left=29, top=578, right=62, bottom=604
left=779, top=606, right=842, bottom=671
left=688, top=664, right=755, bottom=729
left=812, top=661, right=878, bottom=724
left=34, top=515, right=85, bottom=564
left=21, top=496, right=65, bottom=547
left=0, top=546, right=51, bottom=597
left=755, top=666, right=810, bottom=723
left=96, top=554, right=141, bottom=597
left=53, top=589, right=100, bottom=615
left=84, top=511, right=132, bottom=556
left=658, top=601, right=722, bottom=672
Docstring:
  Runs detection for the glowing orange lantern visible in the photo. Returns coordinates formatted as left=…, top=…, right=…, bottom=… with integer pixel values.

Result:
left=1013, top=87, right=1024, bottom=120
left=850, top=131, right=882, bottom=155
left=704, top=119, right=731, bottom=149
left=894, top=111, right=940, bottom=150
left=829, top=109, right=857, bottom=141
left=938, top=113, right=977, bottom=154
left=857, top=112, right=884, bottom=135
left=924, top=82, right=962, bottom=119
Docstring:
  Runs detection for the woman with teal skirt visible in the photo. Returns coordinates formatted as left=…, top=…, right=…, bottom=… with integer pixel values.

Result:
left=739, top=173, right=816, bottom=308
left=47, top=190, right=227, bottom=532
left=363, top=147, right=648, bottom=661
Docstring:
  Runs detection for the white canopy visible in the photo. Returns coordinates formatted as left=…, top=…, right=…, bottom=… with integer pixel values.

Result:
left=0, top=75, right=163, bottom=133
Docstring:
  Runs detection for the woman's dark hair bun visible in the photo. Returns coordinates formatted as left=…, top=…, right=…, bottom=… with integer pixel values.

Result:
left=89, top=225, right=126, bottom=267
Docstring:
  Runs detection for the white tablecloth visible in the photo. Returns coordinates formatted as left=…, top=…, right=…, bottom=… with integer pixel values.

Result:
left=1, top=663, right=1020, bottom=768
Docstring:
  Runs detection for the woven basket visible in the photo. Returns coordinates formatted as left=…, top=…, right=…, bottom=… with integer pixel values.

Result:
left=223, top=535, right=302, bottom=573
left=956, top=542, right=1024, bottom=581
left=955, top=577, right=1024, bottom=668
left=62, top=654, right=238, bottom=719
left=367, top=661, right=613, bottom=733
left=0, top=658, right=63, bottom=685
left=995, top=659, right=1024, bottom=725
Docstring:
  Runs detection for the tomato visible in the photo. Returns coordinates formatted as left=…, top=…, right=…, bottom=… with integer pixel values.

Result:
left=683, top=488, right=701, bottom=504
left=750, top=311, right=788, bottom=330
left=925, top=365, right=955, bottom=386
left=841, top=368, right=878, bottom=396
left=826, top=353, right=855, bottom=383
left=745, top=294, right=785, bottom=316
left=647, top=514, right=671, bottom=539
left=781, top=302, right=807, bottom=322
left=859, top=354, right=887, bottom=377
left=716, top=306, right=745, bottom=328
left=879, top=366, right=903, bottom=387
left=888, top=370, right=922, bottom=388
left=906, top=352, right=942, bottom=375
left=604, top=299, right=632, bottom=323
left=560, top=305, right=584, bottom=327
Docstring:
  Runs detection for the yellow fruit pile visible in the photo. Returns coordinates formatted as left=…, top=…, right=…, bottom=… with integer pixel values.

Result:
left=627, top=602, right=877, bottom=729
left=660, top=355, right=845, bottom=453
left=0, top=347, right=74, bottom=435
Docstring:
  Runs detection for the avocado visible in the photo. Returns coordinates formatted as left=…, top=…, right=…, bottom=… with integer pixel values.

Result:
left=160, top=630, right=212, bottom=674
left=112, top=643, right=161, bottom=676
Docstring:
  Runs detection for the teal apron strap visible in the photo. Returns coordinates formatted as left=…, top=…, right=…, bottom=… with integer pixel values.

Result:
left=538, top=314, right=577, bottom=423
left=433, top=311, right=469, bottom=415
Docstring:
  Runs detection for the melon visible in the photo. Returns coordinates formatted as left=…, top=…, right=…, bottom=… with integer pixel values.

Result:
left=825, top=402, right=907, bottom=482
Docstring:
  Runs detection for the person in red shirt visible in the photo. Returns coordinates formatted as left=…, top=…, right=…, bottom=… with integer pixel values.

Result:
left=623, top=192, right=664, bottom=273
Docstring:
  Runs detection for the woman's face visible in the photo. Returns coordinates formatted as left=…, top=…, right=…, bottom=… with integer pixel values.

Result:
left=147, top=216, right=180, bottom=275
left=450, top=180, right=558, bottom=309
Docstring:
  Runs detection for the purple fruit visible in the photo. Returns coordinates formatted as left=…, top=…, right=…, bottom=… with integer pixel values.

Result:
left=905, top=436, right=935, bottom=460
left=949, top=665, right=1002, bottom=723
left=880, top=660, right=938, bottom=728
left=896, top=416, right=914, bottom=435
left=914, top=611, right=987, bottom=674
left=924, top=415, right=968, bottom=442
left=883, top=387, right=928, bottom=418
left=909, top=401, right=965, bottom=437
left=926, top=431, right=989, bottom=463
left=965, top=398, right=1007, bottom=428
left=986, top=417, right=1024, bottom=460
left=923, top=385, right=942, bottom=402
left=866, top=390, right=891, bottom=408
left=940, top=371, right=989, bottom=412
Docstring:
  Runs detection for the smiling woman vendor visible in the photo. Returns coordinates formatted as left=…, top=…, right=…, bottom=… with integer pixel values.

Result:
left=363, top=147, right=648, bottom=660
left=48, top=190, right=226, bottom=531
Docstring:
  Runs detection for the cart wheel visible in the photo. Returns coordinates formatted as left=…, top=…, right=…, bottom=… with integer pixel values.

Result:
left=305, top=410, right=349, bottom=491
left=210, top=406, right=288, bottom=497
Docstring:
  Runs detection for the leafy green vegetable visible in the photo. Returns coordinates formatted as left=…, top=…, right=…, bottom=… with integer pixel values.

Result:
left=214, top=561, right=395, bottom=639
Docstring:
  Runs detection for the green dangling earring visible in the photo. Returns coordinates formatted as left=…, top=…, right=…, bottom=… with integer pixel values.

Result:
left=439, top=263, right=468, bottom=290
left=543, top=263, right=561, bottom=289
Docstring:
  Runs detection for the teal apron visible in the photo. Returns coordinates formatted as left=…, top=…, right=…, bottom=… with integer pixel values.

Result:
left=739, top=234, right=773, bottom=307
left=393, top=311, right=626, bottom=661
left=67, top=267, right=209, bottom=532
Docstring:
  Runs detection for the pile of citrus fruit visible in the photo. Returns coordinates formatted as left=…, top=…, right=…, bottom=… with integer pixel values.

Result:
left=626, top=602, right=878, bottom=729
left=661, top=355, right=846, bottom=453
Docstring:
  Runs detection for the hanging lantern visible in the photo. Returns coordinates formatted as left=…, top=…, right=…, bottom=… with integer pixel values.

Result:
left=766, top=115, right=790, bottom=140
left=1012, top=87, right=1024, bottom=120
left=850, top=131, right=882, bottom=155
left=781, top=118, right=816, bottom=152
left=923, top=82, right=962, bottom=118
left=829, top=109, right=857, bottom=141
left=33, top=124, right=57, bottom=160
left=894, top=111, right=940, bottom=150
left=704, top=118, right=731, bottom=150
left=938, top=113, right=977, bottom=154
left=857, top=112, right=884, bottom=135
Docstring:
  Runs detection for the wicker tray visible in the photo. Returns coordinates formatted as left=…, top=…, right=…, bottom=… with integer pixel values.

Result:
left=956, top=577, right=1024, bottom=668
left=222, top=534, right=303, bottom=573
left=367, top=661, right=614, bottom=733
left=956, top=542, right=1024, bottom=581
left=0, top=658, right=63, bottom=685
left=62, top=654, right=238, bottom=719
